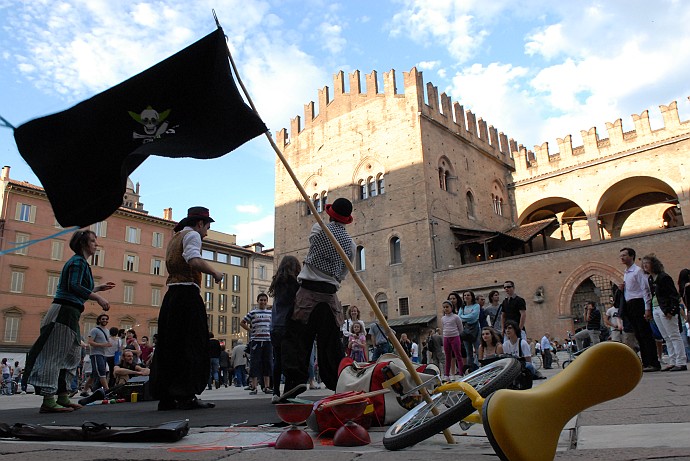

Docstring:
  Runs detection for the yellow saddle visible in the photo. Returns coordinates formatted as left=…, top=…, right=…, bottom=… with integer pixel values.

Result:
left=482, top=342, right=642, bottom=461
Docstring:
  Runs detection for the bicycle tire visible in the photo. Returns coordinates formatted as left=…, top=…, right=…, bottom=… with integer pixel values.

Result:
left=562, top=360, right=571, bottom=369
left=383, top=357, right=522, bottom=451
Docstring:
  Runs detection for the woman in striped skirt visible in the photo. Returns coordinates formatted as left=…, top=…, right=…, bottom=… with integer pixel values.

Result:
left=22, top=230, right=115, bottom=413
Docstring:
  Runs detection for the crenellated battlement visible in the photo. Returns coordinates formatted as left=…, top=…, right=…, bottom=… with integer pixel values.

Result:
left=276, top=68, right=518, bottom=167
left=513, top=100, right=690, bottom=181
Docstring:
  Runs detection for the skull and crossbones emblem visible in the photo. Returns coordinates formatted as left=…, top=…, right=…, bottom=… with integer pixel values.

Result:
left=128, top=106, right=174, bottom=143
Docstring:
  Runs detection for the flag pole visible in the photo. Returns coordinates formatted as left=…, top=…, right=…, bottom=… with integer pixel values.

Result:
left=222, top=36, right=455, bottom=445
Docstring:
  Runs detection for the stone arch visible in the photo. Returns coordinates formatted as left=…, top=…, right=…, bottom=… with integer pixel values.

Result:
left=558, top=262, right=622, bottom=318
left=352, top=156, right=386, bottom=184
left=518, top=196, right=589, bottom=240
left=595, top=176, right=680, bottom=238
left=303, top=174, right=327, bottom=197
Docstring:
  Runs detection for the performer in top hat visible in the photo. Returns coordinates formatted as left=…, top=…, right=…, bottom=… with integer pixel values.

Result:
left=150, top=206, right=224, bottom=410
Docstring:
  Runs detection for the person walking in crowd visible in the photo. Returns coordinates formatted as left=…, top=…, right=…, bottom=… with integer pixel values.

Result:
left=574, top=301, right=602, bottom=351
left=678, top=269, right=690, bottom=358
left=441, top=300, right=464, bottom=381
left=643, top=254, right=687, bottom=371
left=207, top=332, right=222, bottom=390
left=484, top=290, right=503, bottom=336
left=22, top=230, right=115, bottom=413
left=410, top=337, right=419, bottom=363
left=400, top=333, right=413, bottom=357
left=478, top=327, right=503, bottom=362
left=268, top=255, right=301, bottom=403
left=12, top=361, right=25, bottom=394
left=106, top=327, right=122, bottom=388
left=231, top=340, right=248, bottom=388
left=369, top=317, right=394, bottom=361
left=618, top=247, right=661, bottom=372
left=282, top=198, right=356, bottom=400
left=460, top=290, right=481, bottom=372
left=149, top=206, right=223, bottom=411
left=605, top=297, right=623, bottom=343
left=501, top=281, right=527, bottom=339
left=427, top=328, right=445, bottom=370
left=218, top=344, right=231, bottom=388
left=348, top=322, right=367, bottom=362
left=2, top=358, right=12, bottom=395
left=80, top=313, right=111, bottom=397
left=540, top=333, right=553, bottom=369
left=241, top=293, right=273, bottom=395
left=341, top=305, right=366, bottom=353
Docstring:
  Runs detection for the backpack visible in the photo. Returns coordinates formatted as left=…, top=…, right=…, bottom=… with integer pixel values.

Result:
left=336, top=354, right=440, bottom=425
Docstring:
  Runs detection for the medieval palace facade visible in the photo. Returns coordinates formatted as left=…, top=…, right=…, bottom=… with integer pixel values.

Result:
left=274, top=68, right=689, bottom=342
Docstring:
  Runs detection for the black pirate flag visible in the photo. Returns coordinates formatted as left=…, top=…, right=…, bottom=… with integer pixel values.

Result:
left=13, top=27, right=266, bottom=228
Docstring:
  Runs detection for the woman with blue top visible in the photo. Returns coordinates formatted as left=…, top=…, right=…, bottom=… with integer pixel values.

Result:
left=460, top=291, right=481, bottom=373
left=22, top=230, right=115, bottom=413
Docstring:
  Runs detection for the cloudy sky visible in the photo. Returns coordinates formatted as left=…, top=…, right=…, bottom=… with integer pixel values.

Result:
left=2, top=0, right=689, bottom=248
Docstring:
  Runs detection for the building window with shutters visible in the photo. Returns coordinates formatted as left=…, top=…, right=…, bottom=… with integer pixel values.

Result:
left=4, top=315, right=20, bottom=343
left=51, top=240, right=64, bottom=260
left=398, top=297, right=409, bottom=316
left=125, top=226, right=141, bottom=244
left=15, top=203, right=36, bottom=223
left=151, top=287, right=161, bottom=307
left=10, top=270, right=25, bottom=293
left=123, top=284, right=135, bottom=304
left=14, top=232, right=30, bottom=255
left=205, top=292, right=213, bottom=311
left=47, top=273, right=60, bottom=296
left=152, top=232, right=164, bottom=248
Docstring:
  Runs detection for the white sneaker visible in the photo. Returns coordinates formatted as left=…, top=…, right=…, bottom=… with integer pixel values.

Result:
left=442, top=375, right=450, bottom=382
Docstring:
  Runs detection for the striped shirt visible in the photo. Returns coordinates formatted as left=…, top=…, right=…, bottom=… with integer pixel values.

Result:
left=242, top=309, right=272, bottom=342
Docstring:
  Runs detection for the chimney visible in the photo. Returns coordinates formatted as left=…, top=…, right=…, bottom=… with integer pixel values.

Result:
left=1, top=166, right=9, bottom=180
left=163, top=208, right=173, bottom=220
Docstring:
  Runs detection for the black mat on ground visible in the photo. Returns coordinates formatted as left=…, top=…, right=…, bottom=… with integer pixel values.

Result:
left=0, top=398, right=299, bottom=428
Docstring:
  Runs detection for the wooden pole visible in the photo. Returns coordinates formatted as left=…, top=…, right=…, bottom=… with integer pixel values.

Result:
left=224, top=38, right=454, bottom=445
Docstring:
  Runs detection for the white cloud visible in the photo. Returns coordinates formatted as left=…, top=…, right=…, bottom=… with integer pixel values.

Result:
left=231, top=214, right=275, bottom=247
left=2, top=0, right=267, bottom=99
left=319, top=22, right=347, bottom=54
left=236, top=204, right=261, bottom=214
left=417, top=60, right=439, bottom=71
left=388, top=0, right=490, bottom=64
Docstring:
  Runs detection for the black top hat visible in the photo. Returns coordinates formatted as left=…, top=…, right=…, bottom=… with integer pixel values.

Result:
left=174, top=206, right=215, bottom=232
left=325, top=198, right=353, bottom=224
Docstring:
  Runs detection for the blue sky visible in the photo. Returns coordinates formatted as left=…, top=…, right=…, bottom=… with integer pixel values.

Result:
left=2, top=0, right=690, bottom=248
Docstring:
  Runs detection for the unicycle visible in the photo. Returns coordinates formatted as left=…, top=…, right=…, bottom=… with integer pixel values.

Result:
left=383, top=357, right=521, bottom=450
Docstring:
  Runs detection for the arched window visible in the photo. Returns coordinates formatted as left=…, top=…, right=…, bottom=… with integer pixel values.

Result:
left=466, top=191, right=475, bottom=218
left=306, top=200, right=312, bottom=215
left=359, top=180, right=367, bottom=200
left=321, top=191, right=328, bottom=209
left=313, top=194, right=322, bottom=213
left=377, top=174, right=385, bottom=195
left=389, top=236, right=402, bottom=264
left=375, top=293, right=388, bottom=317
left=439, top=168, right=447, bottom=191
left=368, top=177, right=377, bottom=198
left=355, top=245, right=366, bottom=271
left=497, top=198, right=503, bottom=216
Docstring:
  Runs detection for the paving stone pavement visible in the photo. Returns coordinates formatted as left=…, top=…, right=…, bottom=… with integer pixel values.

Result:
left=0, top=352, right=688, bottom=460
